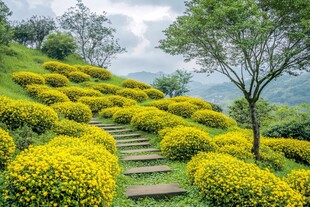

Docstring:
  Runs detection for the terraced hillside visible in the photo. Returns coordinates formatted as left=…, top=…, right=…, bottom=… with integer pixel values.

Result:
left=0, top=44, right=309, bottom=206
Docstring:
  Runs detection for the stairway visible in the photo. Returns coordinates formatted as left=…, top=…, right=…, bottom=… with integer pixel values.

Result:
left=89, top=118, right=187, bottom=199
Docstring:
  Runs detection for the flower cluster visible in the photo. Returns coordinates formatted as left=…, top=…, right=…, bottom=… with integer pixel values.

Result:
left=57, top=86, right=102, bottom=101
left=42, top=61, right=77, bottom=76
left=116, top=88, right=148, bottom=102
left=11, top=71, right=45, bottom=87
left=37, top=89, right=70, bottom=105
left=151, top=99, right=176, bottom=111
left=99, top=107, right=122, bottom=118
left=143, top=88, right=164, bottom=100
left=68, top=71, right=91, bottom=83
left=51, top=102, right=92, bottom=123
left=187, top=152, right=304, bottom=206
left=121, top=79, right=151, bottom=89
left=86, top=82, right=121, bottom=95
left=79, top=65, right=112, bottom=80
left=0, top=96, right=58, bottom=133
left=43, top=73, right=69, bottom=87
left=112, top=106, right=157, bottom=124
left=168, top=102, right=199, bottom=118
left=0, top=128, right=15, bottom=169
left=131, top=110, right=186, bottom=133
left=105, top=95, right=137, bottom=107
left=26, top=84, right=50, bottom=97
left=191, top=109, right=237, bottom=129
left=262, top=138, right=310, bottom=165
left=78, top=97, right=113, bottom=113
left=172, top=96, right=212, bottom=110
left=159, top=126, right=217, bottom=160
left=284, top=169, right=310, bottom=206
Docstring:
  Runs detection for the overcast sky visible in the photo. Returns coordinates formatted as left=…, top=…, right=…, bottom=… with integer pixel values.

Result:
left=4, top=0, right=228, bottom=83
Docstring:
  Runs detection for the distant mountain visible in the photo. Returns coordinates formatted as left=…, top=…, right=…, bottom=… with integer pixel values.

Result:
left=124, top=71, right=310, bottom=109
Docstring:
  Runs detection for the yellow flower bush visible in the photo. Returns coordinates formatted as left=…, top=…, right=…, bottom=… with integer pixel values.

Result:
left=105, top=95, right=137, bottom=107
left=285, top=169, right=310, bottom=206
left=51, top=102, right=92, bottom=123
left=68, top=71, right=91, bottom=83
left=0, top=97, right=58, bottom=133
left=42, top=61, right=60, bottom=71
left=26, top=84, right=50, bottom=97
left=99, top=107, right=122, bottom=118
left=79, top=65, right=112, bottom=80
left=0, top=128, right=15, bottom=169
left=47, top=136, right=120, bottom=178
left=188, top=152, right=303, bottom=206
left=112, top=106, right=157, bottom=124
left=86, top=83, right=121, bottom=95
left=37, top=89, right=70, bottom=105
left=191, top=109, right=237, bottom=129
left=116, top=88, right=149, bottom=102
left=172, top=96, right=212, bottom=110
left=168, top=102, right=199, bottom=118
left=3, top=145, right=116, bottom=207
left=42, top=61, right=77, bottom=76
left=43, top=73, right=69, bottom=87
left=11, top=71, right=45, bottom=87
left=131, top=110, right=186, bottom=133
left=78, top=97, right=113, bottom=113
left=159, top=126, right=217, bottom=160
left=53, top=119, right=89, bottom=137
left=143, top=88, right=164, bottom=99
left=262, top=138, right=310, bottom=165
left=57, top=86, right=102, bottom=101
left=151, top=99, right=176, bottom=111
left=121, top=79, right=151, bottom=89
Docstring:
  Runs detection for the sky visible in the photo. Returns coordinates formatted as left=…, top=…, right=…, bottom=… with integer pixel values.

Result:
left=3, top=0, right=228, bottom=83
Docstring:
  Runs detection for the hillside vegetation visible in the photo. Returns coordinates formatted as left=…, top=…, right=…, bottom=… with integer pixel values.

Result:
left=0, top=44, right=309, bottom=206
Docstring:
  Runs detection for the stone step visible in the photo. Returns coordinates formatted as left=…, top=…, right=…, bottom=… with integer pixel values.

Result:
left=121, top=148, right=160, bottom=154
left=124, top=165, right=171, bottom=175
left=126, top=183, right=186, bottom=199
left=117, top=142, right=151, bottom=148
left=114, top=133, right=141, bottom=138
left=122, top=154, right=164, bottom=161
left=89, top=120, right=101, bottom=124
left=101, top=126, right=126, bottom=130
left=116, top=138, right=149, bottom=143
left=106, top=129, right=132, bottom=133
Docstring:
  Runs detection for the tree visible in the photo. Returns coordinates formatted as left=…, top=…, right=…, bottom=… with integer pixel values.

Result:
left=152, top=69, right=192, bottom=97
left=58, top=0, right=125, bottom=68
left=0, top=0, right=12, bottom=46
left=12, top=15, right=56, bottom=49
left=42, top=32, right=76, bottom=60
left=159, top=0, right=310, bottom=160
left=228, top=98, right=275, bottom=129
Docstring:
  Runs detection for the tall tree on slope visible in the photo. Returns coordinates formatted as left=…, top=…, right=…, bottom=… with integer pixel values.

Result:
left=159, top=0, right=310, bottom=160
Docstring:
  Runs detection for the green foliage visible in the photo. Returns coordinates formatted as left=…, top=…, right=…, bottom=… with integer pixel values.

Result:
left=42, top=73, right=69, bottom=87
left=0, top=128, right=15, bottom=169
left=209, top=102, right=223, bottom=112
left=152, top=70, right=192, bottom=97
left=116, top=88, right=148, bottom=102
left=0, top=1, right=12, bottom=46
left=11, top=71, right=45, bottom=87
left=228, top=98, right=276, bottom=128
left=191, top=110, right=237, bottom=129
left=42, top=32, right=76, bottom=60
left=159, top=126, right=217, bottom=160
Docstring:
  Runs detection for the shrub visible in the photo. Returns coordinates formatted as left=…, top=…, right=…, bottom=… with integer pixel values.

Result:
left=80, top=65, right=112, bottom=80
left=0, top=128, right=15, bottom=169
left=57, top=86, right=102, bottom=101
left=0, top=98, right=58, bottom=133
left=121, top=79, right=151, bottom=90
left=143, top=88, right=164, bottom=99
left=47, top=136, right=120, bottom=178
left=37, top=90, right=70, bottom=105
left=88, top=83, right=121, bottom=95
left=99, top=107, right=122, bottom=118
left=116, top=88, right=148, bottom=102
left=43, top=73, right=69, bottom=87
left=42, top=61, right=77, bottom=76
left=210, top=102, right=223, bottom=112
left=131, top=110, right=186, bottom=133
left=25, top=84, right=50, bottom=97
left=68, top=71, right=91, bottom=83
left=285, top=169, right=310, bottom=206
left=78, top=97, right=113, bottom=113
left=263, top=120, right=310, bottom=141
left=53, top=119, right=89, bottom=137
left=168, top=102, right=199, bottom=118
left=3, top=145, right=116, bottom=207
left=151, top=99, right=176, bottom=111
left=105, top=95, right=137, bottom=107
left=11, top=71, right=45, bottom=87
left=51, top=102, right=92, bottom=123
left=191, top=109, right=237, bottom=129
left=187, top=152, right=303, bottom=206
left=42, top=61, right=59, bottom=72
left=112, top=106, right=156, bottom=124
left=159, top=126, right=217, bottom=160
left=262, top=138, right=310, bottom=165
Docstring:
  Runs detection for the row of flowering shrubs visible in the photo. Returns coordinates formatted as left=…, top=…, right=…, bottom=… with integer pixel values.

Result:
left=0, top=128, right=15, bottom=169
left=51, top=102, right=92, bottom=123
left=187, top=152, right=304, bottom=206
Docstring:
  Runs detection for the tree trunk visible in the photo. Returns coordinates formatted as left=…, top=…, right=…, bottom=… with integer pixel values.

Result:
left=249, top=101, right=261, bottom=160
